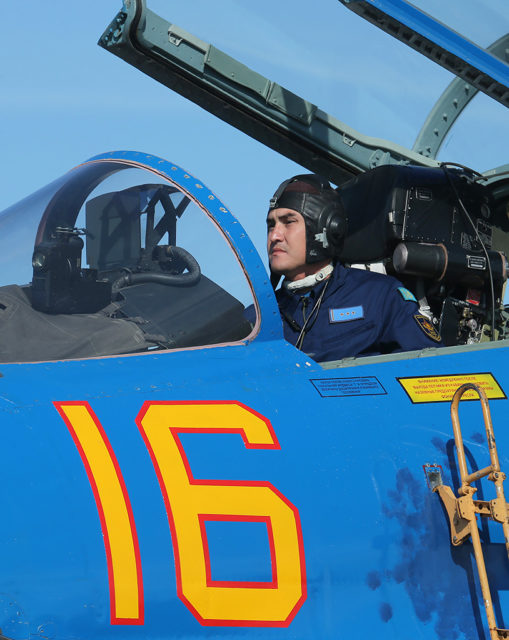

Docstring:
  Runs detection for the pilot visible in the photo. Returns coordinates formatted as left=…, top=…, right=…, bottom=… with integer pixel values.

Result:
left=267, top=173, right=442, bottom=362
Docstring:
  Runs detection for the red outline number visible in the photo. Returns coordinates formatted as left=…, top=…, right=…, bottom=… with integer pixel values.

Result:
left=57, top=400, right=306, bottom=627
left=56, top=402, right=144, bottom=625
left=136, top=401, right=307, bottom=626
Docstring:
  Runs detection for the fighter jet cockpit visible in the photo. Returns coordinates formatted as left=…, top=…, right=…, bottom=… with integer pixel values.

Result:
left=1, top=150, right=508, bottom=365
left=0, top=154, right=254, bottom=362
left=95, top=0, right=508, bottom=360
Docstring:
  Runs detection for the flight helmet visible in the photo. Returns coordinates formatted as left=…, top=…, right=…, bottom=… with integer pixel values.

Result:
left=268, top=174, right=347, bottom=263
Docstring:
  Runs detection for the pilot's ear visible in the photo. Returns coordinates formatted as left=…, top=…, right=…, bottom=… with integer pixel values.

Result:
left=270, top=271, right=281, bottom=289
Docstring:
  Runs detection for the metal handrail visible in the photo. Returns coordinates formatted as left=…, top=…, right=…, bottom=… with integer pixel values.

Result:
left=448, top=383, right=509, bottom=640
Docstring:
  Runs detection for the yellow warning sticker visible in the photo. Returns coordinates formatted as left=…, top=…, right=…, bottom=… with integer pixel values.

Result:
left=397, top=373, right=506, bottom=404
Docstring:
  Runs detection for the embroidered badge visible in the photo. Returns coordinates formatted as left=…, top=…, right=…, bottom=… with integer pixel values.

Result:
left=329, top=306, right=364, bottom=323
left=398, top=287, right=417, bottom=303
left=414, top=314, right=441, bottom=342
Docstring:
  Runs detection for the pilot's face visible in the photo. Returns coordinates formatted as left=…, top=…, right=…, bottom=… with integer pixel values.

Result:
left=266, top=208, right=307, bottom=281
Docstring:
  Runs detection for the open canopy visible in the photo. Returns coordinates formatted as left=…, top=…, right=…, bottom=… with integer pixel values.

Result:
left=99, top=0, right=508, bottom=184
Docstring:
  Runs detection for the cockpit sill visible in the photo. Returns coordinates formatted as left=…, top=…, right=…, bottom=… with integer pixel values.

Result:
left=0, top=330, right=507, bottom=369
left=321, top=338, right=509, bottom=370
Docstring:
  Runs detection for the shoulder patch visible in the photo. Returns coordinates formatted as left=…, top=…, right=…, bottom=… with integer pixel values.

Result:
left=398, top=287, right=417, bottom=303
left=414, top=314, right=442, bottom=342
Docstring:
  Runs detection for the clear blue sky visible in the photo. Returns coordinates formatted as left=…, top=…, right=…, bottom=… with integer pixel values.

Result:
left=1, top=0, right=507, bottom=262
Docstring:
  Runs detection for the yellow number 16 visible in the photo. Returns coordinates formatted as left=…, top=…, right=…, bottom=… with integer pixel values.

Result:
left=56, top=400, right=307, bottom=627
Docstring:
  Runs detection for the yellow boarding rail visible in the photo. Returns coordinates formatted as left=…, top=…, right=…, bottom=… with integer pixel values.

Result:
left=434, top=383, right=509, bottom=640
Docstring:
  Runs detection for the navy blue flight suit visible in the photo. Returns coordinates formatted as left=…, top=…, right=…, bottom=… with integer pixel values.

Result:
left=276, top=264, right=441, bottom=362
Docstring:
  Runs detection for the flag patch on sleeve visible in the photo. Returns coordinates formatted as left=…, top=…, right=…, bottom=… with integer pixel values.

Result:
left=398, top=287, right=417, bottom=303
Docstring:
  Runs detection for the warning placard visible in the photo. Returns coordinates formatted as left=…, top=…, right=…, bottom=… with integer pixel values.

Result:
left=311, top=376, right=386, bottom=397
left=397, top=373, right=506, bottom=404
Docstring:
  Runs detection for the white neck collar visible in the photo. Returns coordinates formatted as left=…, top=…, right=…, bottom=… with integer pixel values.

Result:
left=284, top=263, right=334, bottom=292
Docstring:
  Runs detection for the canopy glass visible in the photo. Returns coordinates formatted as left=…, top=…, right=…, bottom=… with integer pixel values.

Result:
left=145, top=0, right=508, bottom=173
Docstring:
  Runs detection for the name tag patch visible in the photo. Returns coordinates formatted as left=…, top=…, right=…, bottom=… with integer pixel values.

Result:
left=329, top=306, right=364, bottom=323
